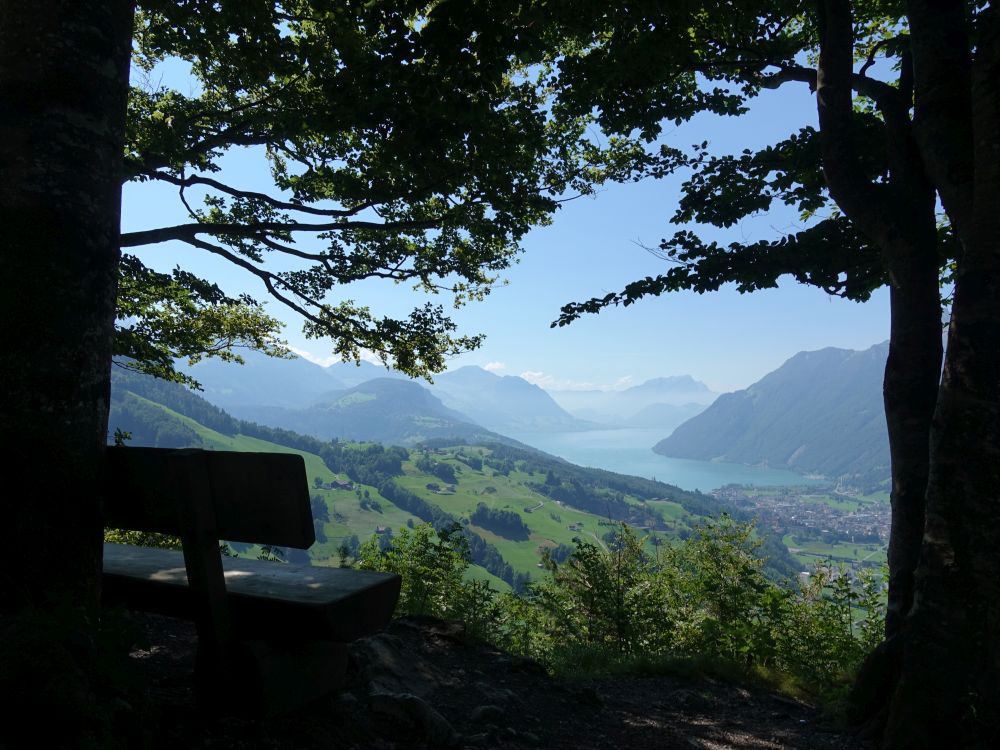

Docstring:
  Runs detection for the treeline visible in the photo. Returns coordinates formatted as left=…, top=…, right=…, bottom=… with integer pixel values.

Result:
left=324, top=442, right=409, bottom=485
left=414, top=453, right=458, bottom=484
left=111, top=368, right=238, bottom=435
left=481, top=442, right=719, bottom=517
left=237, top=420, right=329, bottom=454
left=358, top=517, right=885, bottom=697
left=479, top=441, right=799, bottom=580
left=470, top=503, right=530, bottom=541
left=528, top=476, right=662, bottom=529
left=107, top=392, right=203, bottom=448
left=377, top=479, right=525, bottom=590
left=457, top=453, right=483, bottom=470
left=234, top=421, right=409, bottom=485
left=112, top=372, right=413, bottom=488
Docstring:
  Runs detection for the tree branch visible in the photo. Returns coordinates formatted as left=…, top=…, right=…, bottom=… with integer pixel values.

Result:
left=181, top=236, right=361, bottom=341
left=815, top=0, right=894, bottom=245
left=125, top=75, right=305, bottom=182
left=761, top=54, right=923, bottom=222
left=253, top=233, right=425, bottom=282
left=906, top=0, right=975, bottom=245
left=760, top=65, right=819, bottom=91
left=761, top=62, right=907, bottom=120
left=125, top=125, right=272, bottom=181
left=150, top=172, right=377, bottom=219
left=859, top=36, right=904, bottom=77
left=120, top=216, right=440, bottom=247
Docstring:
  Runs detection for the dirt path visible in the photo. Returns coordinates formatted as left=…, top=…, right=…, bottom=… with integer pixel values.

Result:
left=132, top=614, right=868, bottom=750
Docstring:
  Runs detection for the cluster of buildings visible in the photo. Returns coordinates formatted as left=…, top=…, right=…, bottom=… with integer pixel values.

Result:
left=714, top=485, right=891, bottom=547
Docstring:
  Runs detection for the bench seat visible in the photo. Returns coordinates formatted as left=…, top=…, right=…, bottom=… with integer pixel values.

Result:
left=102, top=447, right=401, bottom=714
left=104, top=542, right=401, bottom=642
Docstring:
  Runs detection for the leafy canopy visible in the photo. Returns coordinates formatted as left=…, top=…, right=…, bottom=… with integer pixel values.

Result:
left=119, top=0, right=646, bottom=384
left=358, top=517, right=886, bottom=694
left=533, top=1, right=955, bottom=325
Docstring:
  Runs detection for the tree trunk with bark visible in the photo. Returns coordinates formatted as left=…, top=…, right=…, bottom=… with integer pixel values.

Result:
left=815, top=0, right=943, bottom=643
left=883, top=7, right=1000, bottom=746
left=0, top=0, right=134, bottom=612
left=881, top=234, right=943, bottom=638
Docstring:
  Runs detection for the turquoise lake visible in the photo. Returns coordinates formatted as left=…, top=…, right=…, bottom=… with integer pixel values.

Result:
left=507, top=428, right=822, bottom=492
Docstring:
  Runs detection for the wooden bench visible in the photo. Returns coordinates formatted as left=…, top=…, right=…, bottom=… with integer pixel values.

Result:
left=101, top=446, right=401, bottom=716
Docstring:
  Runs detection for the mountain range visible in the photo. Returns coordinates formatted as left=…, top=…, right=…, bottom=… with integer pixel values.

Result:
left=549, top=375, right=716, bottom=430
left=228, top=377, right=513, bottom=446
left=180, top=354, right=595, bottom=440
left=107, top=368, right=803, bottom=583
left=177, top=351, right=407, bottom=409
left=653, top=342, right=890, bottom=481
left=429, top=366, right=594, bottom=433
left=180, top=353, right=717, bottom=435
left=170, top=342, right=891, bottom=482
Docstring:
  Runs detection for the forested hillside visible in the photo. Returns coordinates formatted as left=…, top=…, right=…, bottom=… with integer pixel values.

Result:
left=110, top=371, right=800, bottom=583
left=654, top=343, right=890, bottom=482
left=430, top=366, right=593, bottom=432
left=225, top=377, right=517, bottom=446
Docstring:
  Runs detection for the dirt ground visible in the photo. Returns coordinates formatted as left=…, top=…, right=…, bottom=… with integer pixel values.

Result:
left=131, top=614, right=869, bottom=750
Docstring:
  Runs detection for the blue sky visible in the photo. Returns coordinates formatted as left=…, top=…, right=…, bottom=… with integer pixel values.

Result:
left=122, top=70, right=889, bottom=395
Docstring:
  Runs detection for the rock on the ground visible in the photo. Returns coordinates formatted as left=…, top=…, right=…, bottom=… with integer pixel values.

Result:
left=369, top=690, right=460, bottom=747
left=469, top=704, right=505, bottom=724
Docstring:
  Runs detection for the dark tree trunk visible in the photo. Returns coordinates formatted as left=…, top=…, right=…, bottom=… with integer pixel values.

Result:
left=815, top=0, right=942, bottom=641
left=0, top=1, right=134, bottom=611
left=842, top=185, right=942, bottom=740
left=884, top=8, right=1000, bottom=746
left=881, top=231, right=943, bottom=638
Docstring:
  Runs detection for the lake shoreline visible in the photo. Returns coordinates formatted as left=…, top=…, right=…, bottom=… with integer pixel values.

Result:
left=506, top=427, right=823, bottom=493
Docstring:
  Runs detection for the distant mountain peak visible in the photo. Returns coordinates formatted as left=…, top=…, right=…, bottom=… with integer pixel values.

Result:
left=432, top=367, right=594, bottom=433
left=547, top=373, right=716, bottom=426
left=653, top=341, right=890, bottom=481
left=625, top=375, right=711, bottom=394
left=439, top=365, right=502, bottom=382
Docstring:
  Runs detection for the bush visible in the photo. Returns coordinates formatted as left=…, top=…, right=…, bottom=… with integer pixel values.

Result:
left=357, top=523, right=476, bottom=620
left=470, top=503, right=530, bottom=540
left=356, top=516, right=885, bottom=698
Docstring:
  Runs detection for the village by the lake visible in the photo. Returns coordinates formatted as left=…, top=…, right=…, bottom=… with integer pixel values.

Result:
left=714, top=484, right=890, bottom=571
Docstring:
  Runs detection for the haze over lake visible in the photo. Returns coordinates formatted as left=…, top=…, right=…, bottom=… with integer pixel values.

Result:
left=507, top=428, right=821, bottom=492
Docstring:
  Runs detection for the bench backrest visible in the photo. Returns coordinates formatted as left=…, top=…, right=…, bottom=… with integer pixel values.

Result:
left=103, top=446, right=315, bottom=548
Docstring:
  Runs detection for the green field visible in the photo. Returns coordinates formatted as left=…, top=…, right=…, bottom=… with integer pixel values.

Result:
left=121, top=395, right=738, bottom=584
left=129, top=398, right=420, bottom=557
left=783, top=533, right=886, bottom=569
left=803, top=490, right=891, bottom=511
left=395, top=452, right=676, bottom=574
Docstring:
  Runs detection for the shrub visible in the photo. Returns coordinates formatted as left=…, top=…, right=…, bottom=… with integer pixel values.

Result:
left=356, top=517, right=885, bottom=698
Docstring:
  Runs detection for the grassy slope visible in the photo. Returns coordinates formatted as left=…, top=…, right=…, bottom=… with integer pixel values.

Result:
left=125, top=396, right=701, bottom=582
left=397, top=448, right=690, bottom=574
left=782, top=534, right=886, bottom=567
left=126, top=397, right=435, bottom=567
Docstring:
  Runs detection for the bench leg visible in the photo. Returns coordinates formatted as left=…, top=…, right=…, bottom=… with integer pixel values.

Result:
left=196, top=639, right=349, bottom=717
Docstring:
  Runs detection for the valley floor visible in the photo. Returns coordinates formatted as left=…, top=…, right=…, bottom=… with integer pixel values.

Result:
left=132, top=614, right=865, bottom=750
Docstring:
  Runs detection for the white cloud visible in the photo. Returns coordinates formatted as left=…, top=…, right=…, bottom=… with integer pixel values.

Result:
left=518, top=370, right=635, bottom=392
left=288, top=346, right=340, bottom=367
left=612, top=375, right=635, bottom=390
left=289, top=346, right=385, bottom=368
left=358, top=350, right=387, bottom=366
left=519, top=370, right=552, bottom=387
left=483, top=361, right=506, bottom=373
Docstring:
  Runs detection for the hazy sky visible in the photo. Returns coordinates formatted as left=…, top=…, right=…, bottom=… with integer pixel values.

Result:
left=122, top=69, right=889, bottom=395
